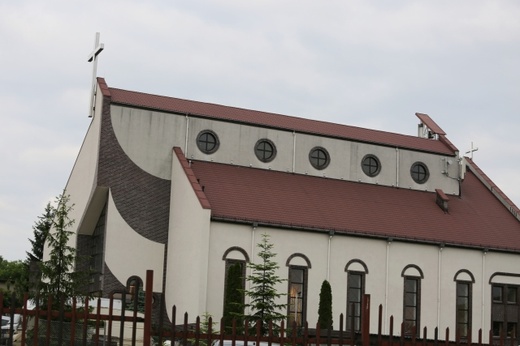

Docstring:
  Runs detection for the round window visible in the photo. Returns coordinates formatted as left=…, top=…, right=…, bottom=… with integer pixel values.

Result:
left=361, top=155, right=381, bottom=177
left=410, top=162, right=429, bottom=184
left=255, top=139, right=276, bottom=163
left=309, top=147, right=330, bottom=170
left=196, top=130, right=219, bottom=154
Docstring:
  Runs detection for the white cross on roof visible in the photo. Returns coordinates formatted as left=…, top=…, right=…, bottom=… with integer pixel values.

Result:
left=88, top=32, right=104, bottom=118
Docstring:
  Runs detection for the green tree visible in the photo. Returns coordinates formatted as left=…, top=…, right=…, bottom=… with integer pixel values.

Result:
left=39, top=193, right=89, bottom=306
left=243, top=233, right=286, bottom=335
left=16, top=202, right=56, bottom=298
left=223, top=262, right=244, bottom=333
left=317, top=280, right=333, bottom=330
left=0, top=256, right=26, bottom=306
left=27, top=202, right=54, bottom=262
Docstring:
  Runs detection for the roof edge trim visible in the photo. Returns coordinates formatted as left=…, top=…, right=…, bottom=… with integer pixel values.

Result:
left=173, top=147, right=211, bottom=210
left=210, top=216, right=520, bottom=254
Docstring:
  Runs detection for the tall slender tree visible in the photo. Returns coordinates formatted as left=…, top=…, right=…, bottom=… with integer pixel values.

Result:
left=223, top=262, right=244, bottom=333
left=39, top=193, right=88, bottom=305
left=21, top=202, right=55, bottom=297
left=242, top=233, right=286, bottom=335
left=27, top=202, right=54, bottom=262
left=318, top=280, right=333, bottom=330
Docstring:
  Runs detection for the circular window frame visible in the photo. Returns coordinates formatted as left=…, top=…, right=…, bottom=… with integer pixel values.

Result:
left=361, top=154, right=381, bottom=177
left=196, top=130, right=220, bottom=154
left=410, top=162, right=429, bottom=184
left=254, top=139, right=277, bottom=163
left=308, top=146, right=330, bottom=170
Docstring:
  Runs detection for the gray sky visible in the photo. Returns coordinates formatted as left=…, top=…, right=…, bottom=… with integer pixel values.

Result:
left=1, top=1, right=519, bottom=261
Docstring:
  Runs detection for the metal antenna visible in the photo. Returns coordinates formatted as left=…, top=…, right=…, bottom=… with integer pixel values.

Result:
left=87, top=32, right=104, bottom=118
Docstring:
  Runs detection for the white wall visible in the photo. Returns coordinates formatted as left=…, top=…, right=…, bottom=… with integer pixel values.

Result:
left=110, top=105, right=459, bottom=196
left=104, top=191, right=165, bottom=292
left=195, top=219, right=520, bottom=342
left=166, top=149, right=212, bottom=319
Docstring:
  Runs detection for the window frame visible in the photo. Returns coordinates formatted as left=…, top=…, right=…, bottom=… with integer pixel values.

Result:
left=287, top=265, right=308, bottom=328
left=222, top=259, right=246, bottom=317
left=196, top=130, right=220, bottom=154
left=410, top=162, right=429, bottom=184
left=455, top=280, right=472, bottom=340
left=346, top=271, right=365, bottom=332
left=361, top=154, right=381, bottom=177
left=403, top=275, right=421, bottom=336
left=254, top=139, right=277, bottom=163
left=492, top=283, right=520, bottom=341
left=309, top=146, right=330, bottom=170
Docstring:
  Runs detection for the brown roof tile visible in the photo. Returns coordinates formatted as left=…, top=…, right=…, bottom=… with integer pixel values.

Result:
left=189, top=159, right=520, bottom=252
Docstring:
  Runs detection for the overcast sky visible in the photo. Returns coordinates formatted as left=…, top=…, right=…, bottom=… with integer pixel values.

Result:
left=1, top=1, right=519, bottom=261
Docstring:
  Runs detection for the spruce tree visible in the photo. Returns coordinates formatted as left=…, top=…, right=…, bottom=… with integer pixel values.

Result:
left=27, top=202, right=54, bottom=262
left=243, top=233, right=286, bottom=335
left=318, top=280, right=333, bottom=330
left=39, top=193, right=89, bottom=306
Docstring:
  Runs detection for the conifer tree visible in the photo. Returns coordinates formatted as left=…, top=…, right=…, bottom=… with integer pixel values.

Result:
left=223, top=262, right=244, bottom=333
left=27, top=202, right=54, bottom=263
left=243, top=233, right=286, bottom=335
left=318, top=280, right=333, bottom=330
left=39, top=193, right=88, bottom=306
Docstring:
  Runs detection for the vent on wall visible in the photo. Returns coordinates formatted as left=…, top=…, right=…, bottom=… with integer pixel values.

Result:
left=435, top=188, right=449, bottom=213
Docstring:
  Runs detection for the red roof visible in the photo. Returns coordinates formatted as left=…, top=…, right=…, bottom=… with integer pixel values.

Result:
left=188, top=158, right=520, bottom=252
left=98, top=78, right=456, bottom=155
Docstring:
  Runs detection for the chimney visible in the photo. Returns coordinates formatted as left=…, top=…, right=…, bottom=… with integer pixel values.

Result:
left=435, top=189, right=449, bottom=213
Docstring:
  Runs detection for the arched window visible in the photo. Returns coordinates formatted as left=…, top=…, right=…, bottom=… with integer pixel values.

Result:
left=401, top=265, right=423, bottom=336
left=287, top=253, right=311, bottom=327
left=345, top=259, right=369, bottom=332
left=222, top=247, right=248, bottom=330
left=454, top=270, right=475, bottom=340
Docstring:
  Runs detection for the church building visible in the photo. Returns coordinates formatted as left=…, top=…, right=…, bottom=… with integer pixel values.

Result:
left=50, top=77, right=520, bottom=342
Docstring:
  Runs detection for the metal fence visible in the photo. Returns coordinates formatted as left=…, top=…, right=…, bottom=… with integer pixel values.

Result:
left=0, top=270, right=508, bottom=346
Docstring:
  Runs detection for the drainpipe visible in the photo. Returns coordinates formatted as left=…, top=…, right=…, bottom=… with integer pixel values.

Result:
left=395, top=148, right=400, bottom=187
left=184, top=114, right=190, bottom=155
left=437, top=244, right=444, bottom=329
left=482, top=249, right=487, bottom=337
left=248, top=222, right=258, bottom=316
left=292, top=131, right=296, bottom=173
left=385, top=238, right=392, bottom=333
left=327, top=230, right=334, bottom=281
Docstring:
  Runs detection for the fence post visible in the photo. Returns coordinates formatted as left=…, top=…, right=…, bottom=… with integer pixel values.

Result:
left=362, top=294, right=371, bottom=346
left=143, top=270, right=154, bottom=346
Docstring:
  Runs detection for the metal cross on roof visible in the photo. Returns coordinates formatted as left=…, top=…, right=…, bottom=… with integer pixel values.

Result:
left=87, top=32, right=104, bottom=118
left=465, top=141, right=479, bottom=159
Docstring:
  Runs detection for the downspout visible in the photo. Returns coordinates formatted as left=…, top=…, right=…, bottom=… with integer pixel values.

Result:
left=384, top=239, right=392, bottom=333
left=482, top=249, right=487, bottom=338
left=327, top=230, right=334, bottom=281
left=395, top=148, right=400, bottom=187
left=292, top=131, right=296, bottom=173
left=248, top=222, right=258, bottom=316
left=437, top=245, right=444, bottom=329
left=184, top=114, right=190, bottom=155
